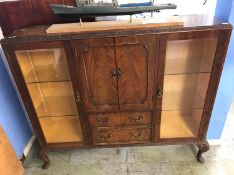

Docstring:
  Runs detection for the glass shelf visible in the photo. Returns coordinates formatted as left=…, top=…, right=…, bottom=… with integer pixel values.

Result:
left=162, top=73, right=210, bottom=111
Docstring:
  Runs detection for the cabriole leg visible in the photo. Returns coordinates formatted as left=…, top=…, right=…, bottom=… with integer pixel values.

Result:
left=196, top=140, right=210, bottom=163
left=37, top=149, right=50, bottom=169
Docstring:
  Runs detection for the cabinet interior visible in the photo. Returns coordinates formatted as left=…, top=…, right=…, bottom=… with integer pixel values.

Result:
left=160, top=109, right=203, bottom=138
left=160, top=38, right=218, bottom=139
left=27, top=82, right=78, bottom=117
left=15, top=49, right=83, bottom=143
left=165, top=38, right=218, bottom=74
left=162, top=73, right=210, bottom=111
left=39, top=116, right=83, bottom=143
left=16, top=49, right=70, bottom=83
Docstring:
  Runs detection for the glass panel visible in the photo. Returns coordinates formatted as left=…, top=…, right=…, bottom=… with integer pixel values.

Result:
left=161, top=38, right=217, bottom=139
left=165, top=38, right=218, bottom=74
left=162, top=73, right=210, bottom=111
left=27, top=82, right=78, bottom=117
left=16, top=49, right=70, bottom=83
left=16, top=48, right=83, bottom=143
left=39, top=116, right=83, bottom=143
left=160, top=109, right=203, bottom=138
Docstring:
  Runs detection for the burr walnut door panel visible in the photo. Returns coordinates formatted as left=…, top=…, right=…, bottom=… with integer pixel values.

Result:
left=73, top=38, right=119, bottom=112
left=115, top=36, right=157, bottom=110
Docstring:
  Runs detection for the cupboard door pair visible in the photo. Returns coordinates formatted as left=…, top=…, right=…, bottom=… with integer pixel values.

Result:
left=156, top=31, right=226, bottom=140
left=74, top=36, right=157, bottom=112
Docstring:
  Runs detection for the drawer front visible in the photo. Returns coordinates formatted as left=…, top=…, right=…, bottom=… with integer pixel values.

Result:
left=92, top=128, right=151, bottom=144
left=88, top=112, right=152, bottom=128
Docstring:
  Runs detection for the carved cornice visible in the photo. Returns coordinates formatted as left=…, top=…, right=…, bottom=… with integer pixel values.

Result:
left=0, top=24, right=232, bottom=44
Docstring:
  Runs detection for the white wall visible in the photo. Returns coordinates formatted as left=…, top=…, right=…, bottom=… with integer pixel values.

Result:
left=156, top=0, right=217, bottom=16
left=98, top=0, right=217, bottom=16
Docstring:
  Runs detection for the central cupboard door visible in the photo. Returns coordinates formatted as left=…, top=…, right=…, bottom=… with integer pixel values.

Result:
left=116, top=36, right=157, bottom=110
left=73, top=36, right=157, bottom=112
left=74, top=38, right=119, bottom=112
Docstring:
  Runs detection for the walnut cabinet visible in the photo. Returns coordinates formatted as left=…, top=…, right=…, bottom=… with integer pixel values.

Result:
left=1, top=17, right=232, bottom=169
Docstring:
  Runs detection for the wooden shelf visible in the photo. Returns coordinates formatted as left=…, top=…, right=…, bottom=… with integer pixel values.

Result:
left=46, top=17, right=183, bottom=35
left=162, top=73, right=210, bottom=110
left=39, top=116, right=83, bottom=143
left=160, top=109, right=203, bottom=138
left=27, top=82, right=78, bottom=117
left=165, top=38, right=218, bottom=74
left=16, top=49, right=70, bottom=83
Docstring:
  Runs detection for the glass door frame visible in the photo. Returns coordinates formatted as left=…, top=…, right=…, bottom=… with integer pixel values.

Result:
left=3, top=41, right=89, bottom=147
left=154, top=30, right=230, bottom=143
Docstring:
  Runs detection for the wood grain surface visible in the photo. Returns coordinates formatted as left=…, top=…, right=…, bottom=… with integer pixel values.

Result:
left=46, top=17, right=184, bottom=34
left=0, top=126, right=24, bottom=175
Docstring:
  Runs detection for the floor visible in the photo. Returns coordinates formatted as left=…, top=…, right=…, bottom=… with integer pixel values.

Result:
left=23, top=102, right=234, bottom=175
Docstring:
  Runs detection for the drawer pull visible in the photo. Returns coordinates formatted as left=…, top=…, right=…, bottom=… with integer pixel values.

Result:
left=98, top=133, right=112, bottom=142
left=128, top=115, right=143, bottom=123
left=97, top=126, right=110, bottom=131
left=97, top=115, right=110, bottom=124
left=129, top=132, right=142, bottom=138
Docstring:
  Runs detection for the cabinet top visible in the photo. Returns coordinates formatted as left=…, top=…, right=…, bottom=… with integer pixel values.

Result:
left=0, top=14, right=232, bottom=44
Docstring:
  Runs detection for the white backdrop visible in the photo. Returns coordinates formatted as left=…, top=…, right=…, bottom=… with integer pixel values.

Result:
left=96, top=0, right=217, bottom=16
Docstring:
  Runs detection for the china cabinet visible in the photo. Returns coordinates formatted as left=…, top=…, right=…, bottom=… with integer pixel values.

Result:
left=0, top=0, right=232, bottom=169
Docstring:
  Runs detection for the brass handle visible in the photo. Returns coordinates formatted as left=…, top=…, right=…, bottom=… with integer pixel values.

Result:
left=112, top=69, right=118, bottom=79
left=156, top=89, right=163, bottom=98
left=97, top=126, right=110, bottom=131
left=97, top=115, right=110, bottom=124
left=112, top=68, right=121, bottom=79
left=98, top=133, right=112, bottom=142
left=128, top=116, right=143, bottom=123
left=75, top=91, right=81, bottom=102
left=129, top=132, right=141, bottom=138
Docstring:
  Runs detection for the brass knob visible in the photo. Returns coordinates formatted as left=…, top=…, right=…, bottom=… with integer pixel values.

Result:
left=112, top=69, right=118, bottom=79
left=75, top=91, right=81, bottom=102
left=112, top=68, right=121, bottom=79
left=156, top=89, right=163, bottom=97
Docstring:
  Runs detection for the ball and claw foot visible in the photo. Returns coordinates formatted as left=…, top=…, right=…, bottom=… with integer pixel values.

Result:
left=196, top=140, right=210, bottom=163
left=37, top=150, right=50, bottom=169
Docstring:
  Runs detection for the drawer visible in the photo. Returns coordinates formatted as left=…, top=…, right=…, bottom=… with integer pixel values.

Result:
left=92, top=128, right=151, bottom=144
left=88, top=112, right=152, bottom=128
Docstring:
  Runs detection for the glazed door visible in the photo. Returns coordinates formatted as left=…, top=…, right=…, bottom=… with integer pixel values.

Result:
left=73, top=38, right=119, bottom=112
left=12, top=42, right=84, bottom=144
left=155, top=31, right=225, bottom=140
left=116, top=36, right=157, bottom=110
